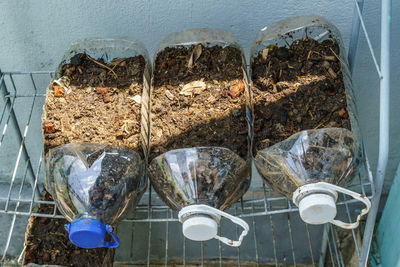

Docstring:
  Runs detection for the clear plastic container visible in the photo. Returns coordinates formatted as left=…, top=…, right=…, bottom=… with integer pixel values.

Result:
left=251, top=16, right=370, bottom=229
left=56, top=37, right=151, bottom=80
left=149, top=29, right=251, bottom=246
left=45, top=143, right=145, bottom=248
left=43, top=37, right=150, bottom=248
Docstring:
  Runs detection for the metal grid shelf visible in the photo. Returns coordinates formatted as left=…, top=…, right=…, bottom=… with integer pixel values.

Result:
left=0, top=71, right=374, bottom=266
left=0, top=0, right=391, bottom=265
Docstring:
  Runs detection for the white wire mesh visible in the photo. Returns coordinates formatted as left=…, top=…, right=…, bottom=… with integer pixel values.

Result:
left=0, top=72, right=373, bottom=266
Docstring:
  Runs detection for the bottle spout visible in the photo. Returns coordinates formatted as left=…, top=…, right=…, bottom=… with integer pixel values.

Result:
left=182, top=215, right=218, bottom=241
left=178, top=204, right=249, bottom=247
left=293, top=182, right=371, bottom=229
left=298, top=193, right=337, bottom=224
left=65, top=219, right=119, bottom=249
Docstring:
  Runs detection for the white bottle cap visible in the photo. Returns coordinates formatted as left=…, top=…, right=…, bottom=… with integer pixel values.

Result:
left=298, top=193, right=337, bottom=224
left=182, top=215, right=218, bottom=241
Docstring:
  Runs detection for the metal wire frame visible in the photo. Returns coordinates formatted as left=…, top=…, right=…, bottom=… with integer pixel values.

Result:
left=114, top=179, right=371, bottom=266
left=0, top=70, right=374, bottom=265
left=347, top=0, right=391, bottom=266
left=0, top=70, right=374, bottom=266
left=0, top=0, right=391, bottom=264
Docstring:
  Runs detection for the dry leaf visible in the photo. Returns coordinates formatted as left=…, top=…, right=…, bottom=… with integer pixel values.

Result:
left=338, top=108, right=348, bottom=118
left=207, top=95, right=216, bottom=104
left=180, top=80, right=206, bottom=96
left=188, top=44, right=202, bottom=68
left=328, top=68, right=337, bottom=79
left=103, top=95, right=111, bottom=103
left=165, top=90, right=174, bottom=100
left=230, top=80, right=245, bottom=98
left=261, top=48, right=269, bottom=60
left=322, top=61, right=330, bottom=69
left=130, top=95, right=141, bottom=104
left=43, top=122, right=55, bottom=133
left=53, top=85, right=65, bottom=97
left=96, top=87, right=109, bottom=94
left=324, top=56, right=336, bottom=61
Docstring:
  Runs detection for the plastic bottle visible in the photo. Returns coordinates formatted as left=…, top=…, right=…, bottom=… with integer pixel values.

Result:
left=45, top=143, right=146, bottom=248
left=250, top=16, right=371, bottom=229
left=148, top=29, right=252, bottom=246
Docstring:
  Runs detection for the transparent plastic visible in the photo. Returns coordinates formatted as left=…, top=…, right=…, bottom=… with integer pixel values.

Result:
left=56, top=37, right=150, bottom=79
left=45, top=143, right=145, bottom=225
left=148, top=29, right=252, bottom=244
left=254, top=128, right=361, bottom=199
left=49, top=37, right=152, bottom=158
left=43, top=37, right=150, bottom=227
left=251, top=16, right=365, bottom=191
left=149, top=147, right=250, bottom=211
left=149, top=29, right=252, bottom=212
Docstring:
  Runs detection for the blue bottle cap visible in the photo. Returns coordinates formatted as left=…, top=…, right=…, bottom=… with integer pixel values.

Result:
left=66, top=219, right=119, bottom=249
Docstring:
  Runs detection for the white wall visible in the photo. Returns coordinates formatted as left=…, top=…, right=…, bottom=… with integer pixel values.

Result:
left=0, top=0, right=399, bottom=192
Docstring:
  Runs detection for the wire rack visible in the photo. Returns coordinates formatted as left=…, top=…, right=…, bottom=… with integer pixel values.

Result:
left=0, top=69, right=375, bottom=267
left=0, top=0, right=391, bottom=265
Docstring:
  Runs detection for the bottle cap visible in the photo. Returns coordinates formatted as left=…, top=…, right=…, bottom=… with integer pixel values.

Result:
left=182, top=215, right=218, bottom=241
left=66, top=219, right=119, bottom=249
left=298, top=193, right=337, bottom=224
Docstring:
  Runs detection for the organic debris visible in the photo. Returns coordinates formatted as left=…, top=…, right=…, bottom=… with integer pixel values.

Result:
left=151, top=45, right=248, bottom=160
left=43, top=53, right=145, bottom=156
left=251, top=38, right=351, bottom=152
left=24, top=193, right=114, bottom=266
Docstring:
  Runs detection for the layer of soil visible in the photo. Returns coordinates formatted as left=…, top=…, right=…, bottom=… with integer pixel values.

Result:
left=24, top=193, right=114, bottom=267
left=150, top=45, right=248, bottom=160
left=42, top=53, right=145, bottom=156
left=251, top=38, right=351, bottom=152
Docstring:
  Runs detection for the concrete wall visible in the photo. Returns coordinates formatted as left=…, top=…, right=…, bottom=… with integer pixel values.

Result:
left=0, top=0, right=398, bottom=188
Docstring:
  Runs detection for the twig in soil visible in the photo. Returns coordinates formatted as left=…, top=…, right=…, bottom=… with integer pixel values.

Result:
left=314, top=107, right=341, bottom=129
left=329, top=47, right=346, bottom=66
left=86, top=54, right=118, bottom=79
left=53, top=78, right=70, bottom=94
left=110, top=58, right=128, bottom=73
left=308, top=110, right=315, bottom=120
left=307, top=50, right=313, bottom=61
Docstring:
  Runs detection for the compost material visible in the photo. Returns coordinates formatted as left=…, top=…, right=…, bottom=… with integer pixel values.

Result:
left=251, top=38, right=350, bottom=152
left=150, top=45, right=248, bottom=160
left=24, top=193, right=114, bottom=267
left=42, top=53, right=145, bottom=156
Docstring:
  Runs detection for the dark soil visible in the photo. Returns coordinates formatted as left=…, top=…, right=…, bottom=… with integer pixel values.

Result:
left=24, top=193, right=114, bottom=267
left=61, top=53, right=145, bottom=88
left=251, top=38, right=351, bottom=152
left=42, top=53, right=146, bottom=156
left=150, top=45, right=249, bottom=160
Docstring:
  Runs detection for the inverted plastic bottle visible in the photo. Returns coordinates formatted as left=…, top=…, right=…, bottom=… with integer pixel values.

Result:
left=45, top=143, right=146, bottom=248
left=254, top=128, right=371, bottom=229
left=148, top=28, right=251, bottom=247
left=148, top=147, right=250, bottom=247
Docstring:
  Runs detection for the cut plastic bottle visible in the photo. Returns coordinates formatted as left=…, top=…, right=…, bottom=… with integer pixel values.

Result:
left=45, top=143, right=146, bottom=248
left=255, top=128, right=370, bottom=229
left=251, top=16, right=371, bottom=229
left=149, top=147, right=250, bottom=246
left=42, top=37, right=150, bottom=248
left=148, top=29, right=252, bottom=246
